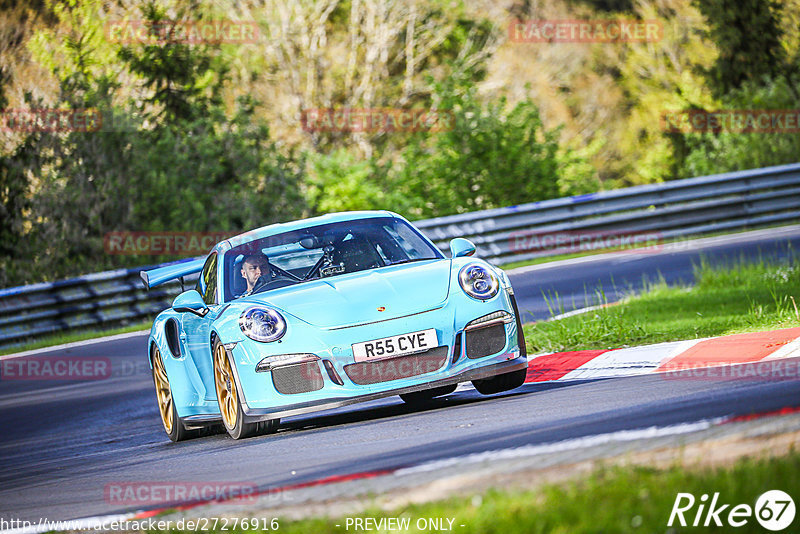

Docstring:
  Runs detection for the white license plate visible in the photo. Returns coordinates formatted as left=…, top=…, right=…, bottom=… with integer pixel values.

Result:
left=352, top=329, right=438, bottom=362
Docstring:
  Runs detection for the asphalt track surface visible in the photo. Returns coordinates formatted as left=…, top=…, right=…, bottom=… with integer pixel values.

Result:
left=2, top=226, right=800, bottom=523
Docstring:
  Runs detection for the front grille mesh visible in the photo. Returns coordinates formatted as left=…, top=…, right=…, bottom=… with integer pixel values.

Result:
left=465, top=323, right=507, bottom=359
left=344, top=346, right=448, bottom=385
left=272, top=361, right=324, bottom=394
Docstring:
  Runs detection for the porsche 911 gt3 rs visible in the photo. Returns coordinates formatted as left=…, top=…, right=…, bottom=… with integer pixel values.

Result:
left=141, top=211, right=527, bottom=441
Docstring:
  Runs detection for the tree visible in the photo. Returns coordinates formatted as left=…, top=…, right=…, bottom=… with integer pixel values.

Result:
left=6, top=0, right=306, bottom=285
left=116, top=1, right=228, bottom=124
left=393, top=67, right=563, bottom=218
left=694, top=0, right=787, bottom=96
left=680, top=74, right=800, bottom=177
left=609, top=0, right=719, bottom=184
left=228, top=0, right=498, bottom=157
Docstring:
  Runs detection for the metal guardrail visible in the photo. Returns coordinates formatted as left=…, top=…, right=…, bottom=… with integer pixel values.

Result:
left=0, top=266, right=199, bottom=348
left=415, top=162, right=800, bottom=264
left=2, top=162, right=800, bottom=348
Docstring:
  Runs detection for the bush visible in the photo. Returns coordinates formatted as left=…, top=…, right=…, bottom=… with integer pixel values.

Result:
left=680, top=75, right=800, bottom=178
left=392, top=68, right=566, bottom=218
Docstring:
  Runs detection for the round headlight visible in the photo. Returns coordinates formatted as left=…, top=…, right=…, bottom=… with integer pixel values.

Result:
left=238, top=307, right=287, bottom=343
left=458, top=263, right=499, bottom=300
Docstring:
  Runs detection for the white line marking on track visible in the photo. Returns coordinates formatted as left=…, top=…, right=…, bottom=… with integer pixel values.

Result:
left=394, top=418, right=726, bottom=476
left=763, top=337, right=800, bottom=361
left=0, top=330, right=150, bottom=360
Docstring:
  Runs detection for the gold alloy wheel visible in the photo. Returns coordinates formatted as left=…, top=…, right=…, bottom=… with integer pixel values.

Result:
left=214, top=343, right=239, bottom=429
left=152, top=347, right=174, bottom=434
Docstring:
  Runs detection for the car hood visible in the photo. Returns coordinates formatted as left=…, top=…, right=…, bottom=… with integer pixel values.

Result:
left=243, top=260, right=451, bottom=328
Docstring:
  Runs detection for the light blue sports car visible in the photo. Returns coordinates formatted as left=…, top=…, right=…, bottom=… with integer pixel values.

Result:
left=141, top=211, right=528, bottom=441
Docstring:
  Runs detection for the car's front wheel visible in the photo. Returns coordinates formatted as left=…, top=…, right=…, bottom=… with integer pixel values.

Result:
left=213, top=340, right=279, bottom=439
left=152, top=346, right=195, bottom=442
left=400, top=384, right=457, bottom=405
left=472, top=368, right=527, bottom=395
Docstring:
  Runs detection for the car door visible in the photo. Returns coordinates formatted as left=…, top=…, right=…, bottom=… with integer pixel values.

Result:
left=179, top=252, right=221, bottom=402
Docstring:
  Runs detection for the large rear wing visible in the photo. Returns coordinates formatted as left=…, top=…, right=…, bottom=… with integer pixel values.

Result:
left=140, top=257, right=205, bottom=291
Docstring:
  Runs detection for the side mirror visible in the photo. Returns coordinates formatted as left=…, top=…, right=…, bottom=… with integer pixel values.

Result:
left=449, top=238, right=476, bottom=258
left=172, top=290, right=209, bottom=317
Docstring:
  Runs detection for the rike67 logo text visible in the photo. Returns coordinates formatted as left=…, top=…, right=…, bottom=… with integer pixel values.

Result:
left=669, top=490, right=795, bottom=531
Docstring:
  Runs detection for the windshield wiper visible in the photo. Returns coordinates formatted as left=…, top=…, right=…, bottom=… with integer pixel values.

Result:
left=388, top=258, right=436, bottom=266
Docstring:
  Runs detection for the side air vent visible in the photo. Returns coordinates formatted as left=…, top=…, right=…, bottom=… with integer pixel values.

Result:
left=452, top=332, right=463, bottom=364
left=164, top=318, right=181, bottom=358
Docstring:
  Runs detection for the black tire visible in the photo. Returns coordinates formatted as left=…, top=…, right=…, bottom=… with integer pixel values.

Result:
left=472, top=368, right=527, bottom=395
left=213, top=339, right=280, bottom=439
left=400, top=384, right=457, bottom=404
left=151, top=346, right=196, bottom=442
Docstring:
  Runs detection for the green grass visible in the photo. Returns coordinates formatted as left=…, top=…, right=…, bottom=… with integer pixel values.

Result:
left=0, top=320, right=152, bottom=356
left=523, top=257, right=800, bottom=353
left=500, top=248, right=617, bottom=270
left=157, top=450, right=800, bottom=533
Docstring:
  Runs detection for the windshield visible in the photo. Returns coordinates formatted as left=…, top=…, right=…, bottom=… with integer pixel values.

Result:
left=223, top=217, right=443, bottom=301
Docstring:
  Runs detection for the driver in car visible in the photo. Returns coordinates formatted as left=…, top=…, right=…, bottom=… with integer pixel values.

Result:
left=238, top=253, right=293, bottom=297
left=240, top=254, right=267, bottom=297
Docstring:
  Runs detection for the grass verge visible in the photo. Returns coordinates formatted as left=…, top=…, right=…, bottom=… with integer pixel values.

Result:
left=162, top=450, right=800, bottom=533
left=0, top=320, right=152, bottom=356
left=523, top=257, right=800, bottom=353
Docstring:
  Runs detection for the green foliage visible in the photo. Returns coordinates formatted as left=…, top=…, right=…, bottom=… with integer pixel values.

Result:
left=693, top=0, right=787, bottom=96
left=5, top=0, right=305, bottom=285
left=613, top=0, right=719, bottom=186
left=394, top=68, right=563, bottom=218
left=117, top=1, right=227, bottom=123
left=13, top=99, right=306, bottom=283
left=9, top=0, right=800, bottom=287
left=303, top=149, right=405, bottom=215
left=27, top=0, right=120, bottom=102
left=302, top=68, right=580, bottom=220
left=0, top=80, right=32, bottom=286
left=130, top=98, right=305, bottom=233
left=680, top=74, right=800, bottom=177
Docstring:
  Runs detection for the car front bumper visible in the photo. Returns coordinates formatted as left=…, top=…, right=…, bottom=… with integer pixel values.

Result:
left=239, top=355, right=527, bottom=422
left=222, top=286, right=527, bottom=422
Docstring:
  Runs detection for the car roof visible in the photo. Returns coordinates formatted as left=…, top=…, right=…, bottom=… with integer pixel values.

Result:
left=220, top=210, right=402, bottom=251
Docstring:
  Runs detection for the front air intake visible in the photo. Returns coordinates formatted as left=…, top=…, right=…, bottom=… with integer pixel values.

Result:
left=271, top=361, right=325, bottom=394
left=465, top=323, right=507, bottom=359
left=344, top=346, right=448, bottom=385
